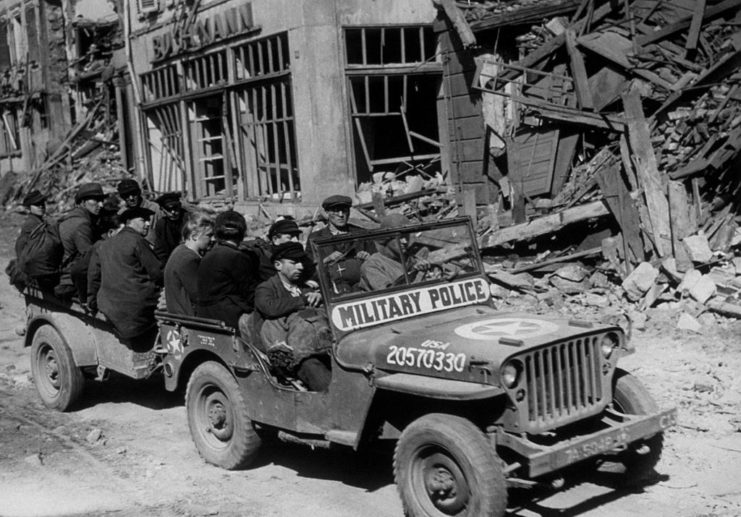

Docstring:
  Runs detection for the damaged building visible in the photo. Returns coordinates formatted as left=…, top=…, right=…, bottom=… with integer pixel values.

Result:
left=124, top=0, right=444, bottom=212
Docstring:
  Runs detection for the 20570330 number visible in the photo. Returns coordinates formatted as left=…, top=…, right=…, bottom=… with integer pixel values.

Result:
left=386, top=345, right=466, bottom=373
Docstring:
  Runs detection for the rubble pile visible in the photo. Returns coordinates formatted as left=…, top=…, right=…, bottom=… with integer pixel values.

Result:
left=6, top=101, right=128, bottom=215
left=427, top=0, right=741, bottom=320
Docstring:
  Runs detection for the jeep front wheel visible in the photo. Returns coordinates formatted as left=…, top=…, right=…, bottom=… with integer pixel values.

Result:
left=31, top=325, right=84, bottom=411
left=394, top=413, right=507, bottom=517
left=612, top=369, right=664, bottom=481
left=186, top=361, right=262, bottom=470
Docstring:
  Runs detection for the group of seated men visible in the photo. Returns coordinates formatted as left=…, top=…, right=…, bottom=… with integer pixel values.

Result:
left=16, top=185, right=415, bottom=391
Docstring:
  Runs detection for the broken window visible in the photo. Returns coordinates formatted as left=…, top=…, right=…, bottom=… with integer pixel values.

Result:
left=188, top=94, right=234, bottom=198
left=345, top=26, right=442, bottom=185
left=141, top=64, right=180, bottom=103
left=8, top=13, right=26, bottom=66
left=0, top=107, right=21, bottom=156
left=144, top=103, right=187, bottom=192
left=184, top=50, right=227, bottom=91
left=234, top=33, right=299, bottom=200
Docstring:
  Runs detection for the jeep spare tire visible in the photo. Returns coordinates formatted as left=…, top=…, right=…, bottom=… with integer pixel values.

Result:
left=394, top=413, right=507, bottom=517
left=186, top=361, right=262, bottom=470
left=30, top=324, right=84, bottom=411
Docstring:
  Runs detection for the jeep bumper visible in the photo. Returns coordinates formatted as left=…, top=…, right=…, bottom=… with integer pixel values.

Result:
left=497, top=407, right=677, bottom=478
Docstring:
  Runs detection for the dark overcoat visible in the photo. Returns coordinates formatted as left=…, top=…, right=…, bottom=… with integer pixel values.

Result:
left=88, top=227, right=163, bottom=339
left=196, top=242, right=259, bottom=328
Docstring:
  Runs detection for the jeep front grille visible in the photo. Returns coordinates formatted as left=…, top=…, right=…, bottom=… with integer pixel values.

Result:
left=523, top=337, right=605, bottom=430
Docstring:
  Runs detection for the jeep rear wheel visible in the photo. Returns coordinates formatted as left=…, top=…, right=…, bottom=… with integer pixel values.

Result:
left=612, top=369, right=664, bottom=481
left=186, top=361, right=262, bottom=470
left=30, top=325, right=84, bottom=411
left=394, top=413, right=506, bottom=517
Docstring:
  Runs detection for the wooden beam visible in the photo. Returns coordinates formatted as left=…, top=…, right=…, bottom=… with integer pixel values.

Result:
left=480, top=200, right=610, bottom=248
left=622, top=88, right=672, bottom=257
left=433, top=0, right=476, bottom=47
left=636, top=0, right=741, bottom=47
left=565, top=30, right=594, bottom=110
left=686, top=0, right=707, bottom=52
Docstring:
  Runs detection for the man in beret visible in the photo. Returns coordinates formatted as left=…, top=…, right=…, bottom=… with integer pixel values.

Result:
left=88, top=206, right=163, bottom=350
left=254, top=242, right=332, bottom=391
left=117, top=178, right=161, bottom=246
left=153, top=192, right=187, bottom=264
left=197, top=210, right=260, bottom=329
left=55, top=183, right=106, bottom=299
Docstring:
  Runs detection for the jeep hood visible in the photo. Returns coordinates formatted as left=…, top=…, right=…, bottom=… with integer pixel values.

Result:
left=335, top=305, right=618, bottom=384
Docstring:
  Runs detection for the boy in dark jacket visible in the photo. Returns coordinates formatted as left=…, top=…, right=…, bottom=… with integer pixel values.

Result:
left=254, top=242, right=332, bottom=391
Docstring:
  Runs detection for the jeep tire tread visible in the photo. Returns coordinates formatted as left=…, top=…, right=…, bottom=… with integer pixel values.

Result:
left=612, top=368, right=664, bottom=481
left=393, top=413, right=507, bottom=517
left=30, top=325, right=84, bottom=411
left=186, top=361, right=261, bottom=470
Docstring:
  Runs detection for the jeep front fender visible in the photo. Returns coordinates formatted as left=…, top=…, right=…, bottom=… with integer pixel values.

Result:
left=374, top=373, right=504, bottom=400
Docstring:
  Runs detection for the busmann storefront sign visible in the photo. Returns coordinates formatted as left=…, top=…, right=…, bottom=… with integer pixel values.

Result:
left=152, top=2, right=256, bottom=62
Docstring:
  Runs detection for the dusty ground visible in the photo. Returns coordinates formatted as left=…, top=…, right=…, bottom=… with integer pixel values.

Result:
left=1, top=210, right=741, bottom=517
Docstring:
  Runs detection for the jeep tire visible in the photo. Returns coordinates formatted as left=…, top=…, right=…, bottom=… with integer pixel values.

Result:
left=612, top=368, right=664, bottom=481
left=394, top=413, right=507, bottom=517
left=186, top=361, right=262, bottom=470
left=31, top=324, right=84, bottom=411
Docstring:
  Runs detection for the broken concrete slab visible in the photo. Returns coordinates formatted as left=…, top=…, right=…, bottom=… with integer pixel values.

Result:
left=683, top=234, right=714, bottom=263
left=677, top=312, right=703, bottom=332
left=679, top=269, right=717, bottom=303
left=622, top=262, right=659, bottom=301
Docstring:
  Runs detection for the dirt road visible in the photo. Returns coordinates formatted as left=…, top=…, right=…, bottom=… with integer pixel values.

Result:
left=1, top=211, right=740, bottom=517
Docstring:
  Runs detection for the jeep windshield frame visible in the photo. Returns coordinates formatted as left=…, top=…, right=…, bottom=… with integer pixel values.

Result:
left=310, top=217, right=492, bottom=334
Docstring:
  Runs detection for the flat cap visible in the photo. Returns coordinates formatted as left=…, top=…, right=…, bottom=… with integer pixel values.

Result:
left=117, top=178, right=142, bottom=196
left=268, top=219, right=301, bottom=239
left=23, top=190, right=46, bottom=207
left=120, top=206, right=154, bottom=223
left=271, top=241, right=308, bottom=263
left=322, top=195, right=352, bottom=210
left=75, top=183, right=105, bottom=203
left=156, top=192, right=182, bottom=209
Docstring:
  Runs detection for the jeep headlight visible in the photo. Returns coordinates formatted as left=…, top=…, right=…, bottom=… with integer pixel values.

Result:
left=600, top=332, right=619, bottom=359
left=501, top=360, right=522, bottom=389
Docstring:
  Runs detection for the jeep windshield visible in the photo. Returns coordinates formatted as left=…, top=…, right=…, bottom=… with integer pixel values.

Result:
left=312, top=217, right=491, bottom=332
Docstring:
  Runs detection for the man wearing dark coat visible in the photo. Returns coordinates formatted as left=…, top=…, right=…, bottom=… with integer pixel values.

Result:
left=196, top=210, right=259, bottom=329
left=14, top=190, right=57, bottom=291
left=55, top=183, right=105, bottom=299
left=117, top=178, right=162, bottom=246
left=87, top=206, right=163, bottom=350
left=254, top=242, right=332, bottom=391
left=153, top=192, right=187, bottom=264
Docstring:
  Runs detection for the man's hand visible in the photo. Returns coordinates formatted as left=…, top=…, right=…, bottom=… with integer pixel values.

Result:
left=413, top=258, right=431, bottom=271
left=323, top=251, right=344, bottom=264
left=356, top=250, right=370, bottom=261
left=306, top=292, right=322, bottom=308
left=305, top=279, right=319, bottom=290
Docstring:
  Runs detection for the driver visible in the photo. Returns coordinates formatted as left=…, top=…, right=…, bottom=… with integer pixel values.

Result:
left=360, top=214, right=430, bottom=291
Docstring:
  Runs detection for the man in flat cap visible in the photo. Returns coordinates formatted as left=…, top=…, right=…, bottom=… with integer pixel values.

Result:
left=249, top=217, right=316, bottom=282
left=55, top=182, right=106, bottom=299
left=88, top=206, right=163, bottom=350
left=153, top=192, right=187, bottom=264
left=117, top=178, right=161, bottom=246
left=305, top=195, right=373, bottom=293
left=16, top=190, right=48, bottom=258
left=12, top=190, right=59, bottom=291
left=254, top=242, right=331, bottom=391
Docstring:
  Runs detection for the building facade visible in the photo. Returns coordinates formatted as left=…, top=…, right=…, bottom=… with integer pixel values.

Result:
left=126, top=0, right=444, bottom=213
